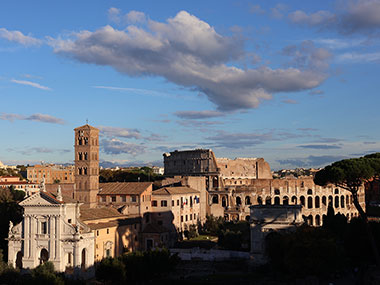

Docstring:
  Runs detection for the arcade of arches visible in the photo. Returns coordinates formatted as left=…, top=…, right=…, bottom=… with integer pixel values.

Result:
left=209, top=177, right=364, bottom=226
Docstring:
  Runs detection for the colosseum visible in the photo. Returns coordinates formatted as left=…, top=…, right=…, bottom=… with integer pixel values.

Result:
left=164, top=149, right=364, bottom=226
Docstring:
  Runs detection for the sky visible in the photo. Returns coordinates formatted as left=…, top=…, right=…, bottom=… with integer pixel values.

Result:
left=1, top=0, right=380, bottom=170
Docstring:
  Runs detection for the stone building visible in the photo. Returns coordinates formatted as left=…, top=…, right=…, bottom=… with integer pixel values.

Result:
left=27, top=164, right=74, bottom=184
left=8, top=188, right=95, bottom=274
left=97, top=182, right=152, bottom=216
left=163, top=149, right=364, bottom=226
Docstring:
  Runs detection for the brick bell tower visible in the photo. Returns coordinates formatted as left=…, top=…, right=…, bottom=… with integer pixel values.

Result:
left=74, top=124, right=99, bottom=208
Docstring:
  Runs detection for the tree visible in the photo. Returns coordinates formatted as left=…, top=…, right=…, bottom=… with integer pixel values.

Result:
left=314, top=155, right=380, bottom=266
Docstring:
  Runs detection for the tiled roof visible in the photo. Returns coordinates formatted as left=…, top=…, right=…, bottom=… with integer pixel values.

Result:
left=74, top=124, right=99, bottom=131
left=80, top=207, right=124, bottom=221
left=87, top=221, right=118, bottom=230
left=99, top=182, right=152, bottom=195
left=153, top=186, right=199, bottom=196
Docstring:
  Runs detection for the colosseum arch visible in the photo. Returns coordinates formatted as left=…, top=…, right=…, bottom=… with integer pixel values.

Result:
left=283, top=196, right=289, bottom=205
left=307, top=197, right=313, bottom=209
left=322, top=196, right=327, bottom=206
left=315, top=196, right=320, bottom=208
left=307, top=215, right=313, bottom=226
left=341, top=196, right=345, bottom=208
left=257, top=196, right=263, bottom=205
left=300, top=196, right=305, bottom=207
left=328, top=195, right=333, bottom=206
left=245, top=196, right=251, bottom=205
left=291, top=196, right=297, bottom=204
left=265, top=196, right=272, bottom=205
left=236, top=196, right=242, bottom=206
left=274, top=196, right=280, bottom=205
left=315, top=215, right=321, bottom=226
left=335, top=196, right=339, bottom=208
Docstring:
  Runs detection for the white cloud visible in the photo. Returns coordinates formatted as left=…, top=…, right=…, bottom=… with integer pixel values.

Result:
left=50, top=11, right=327, bottom=111
left=107, top=7, right=121, bottom=23
left=98, top=126, right=141, bottom=139
left=11, top=79, right=51, bottom=90
left=0, top=28, right=41, bottom=46
left=0, top=113, right=64, bottom=124
left=337, top=51, right=380, bottom=62
left=288, top=10, right=336, bottom=27
left=125, top=10, right=146, bottom=24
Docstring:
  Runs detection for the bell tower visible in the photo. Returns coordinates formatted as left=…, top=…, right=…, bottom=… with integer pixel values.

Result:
left=74, top=124, right=99, bottom=208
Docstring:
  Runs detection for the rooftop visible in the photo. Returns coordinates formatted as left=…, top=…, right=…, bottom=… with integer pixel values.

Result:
left=80, top=207, right=124, bottom=221
left=153, top=186, right=199, bottom=195
left=99, top=182, right=152, bottom=195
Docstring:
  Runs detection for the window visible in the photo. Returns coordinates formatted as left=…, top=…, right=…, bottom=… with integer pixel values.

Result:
left=121, top=196, right=126, bottom=202
left=68, top=219, right=72, bottom=224
left=78, top=168, right=82, bottom=175
left=101, top=196, right=106, bottom=202
left=84, top=152, right=88, bottom=160
left=78, top=152, right=83, bottom=160
left=185, top=215, right=188, bottom=221
left=41, top=222, right=47, bottom=234
left=96, top=230, right=99, bottom=236
left=152, top=200, right=158, bottom=207
left=181, top=216, right=183, bottom=222
left=172, top=200, right=174, bottom=207
left=190, top=214, right=192, bottom=220
left=107, top=229, right=109, bottom=234
left=84, top=137, right=88, bottom=145
left=274, top=189, right=280, bottom=195
left=177, top=200, right=179, bottom=206
left=111, top=196, right=116, bottom=202
left=307, top=189, right=313, bottom=195
left=161, top=200, right=167, bottom=207
left=84, top=167, right=87, bottom=175
left=106, top=249, right=111, bottom=257
left=131, top=196, right=137, bottom=202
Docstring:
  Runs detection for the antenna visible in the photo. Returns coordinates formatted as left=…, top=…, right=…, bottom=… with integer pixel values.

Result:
left=86, top=118, right=89, bottom=125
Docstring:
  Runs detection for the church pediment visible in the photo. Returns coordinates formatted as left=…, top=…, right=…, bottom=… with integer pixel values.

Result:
left=20, top=192, right=62, bottom=206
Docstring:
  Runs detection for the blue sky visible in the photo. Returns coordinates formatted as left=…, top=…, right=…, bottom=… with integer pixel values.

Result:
left=1, top=0, right=380, bottom=170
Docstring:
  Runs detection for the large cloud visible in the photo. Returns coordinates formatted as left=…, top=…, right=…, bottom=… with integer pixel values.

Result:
left=50, top=10, right=326, bottom=111
left=288, top=0, right=380, bottom=34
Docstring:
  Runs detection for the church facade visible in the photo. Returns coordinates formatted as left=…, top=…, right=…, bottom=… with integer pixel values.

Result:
left=8, top=188, right=94, bottom=273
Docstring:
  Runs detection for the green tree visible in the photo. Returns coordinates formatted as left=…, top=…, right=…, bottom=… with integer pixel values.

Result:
left=314, top=155, right=380, bottom=266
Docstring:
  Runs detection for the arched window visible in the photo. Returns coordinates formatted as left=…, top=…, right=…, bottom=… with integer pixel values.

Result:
left=274, top=189, right=280, bottom=195
left=212, top=195, right=219, bottom=204
left=40, top=249, right=49, bottom=265
left=315, top=196, right=320, bottom=208
left=315, top=215, right=321, bottom=226
left=328, top=195, right=333, bottom=206
left=257, top=196, right=263, bottom=205
left=291, top=196, right=297, bottom=204
left=335, top=196, right=339, bottom=208
left=341, top=196, right=345, bottom=208
left=222, top=196, right=227, bottom=207
left=322, top=196, right=327, bottom=206
left=81, top=249, right=86, bottom=269
left=335, top=188, right=339, bottom=194
left=274, top=196, right=280, bottom=205
left=283, top=196, right=289, bottom=205
left=307, top=189, right=313, bottom=195
left=308, top=197, right=313, bottom=209
left=308, top=215, right=313, bottom=226
left=265, top=197, right=272, bottom=205
left=16, top=251, right=23, bottom=269
left=245, top=196, right=251, bottom=205
left=300, top=196, right=305, bottom=207
left=236, top=196, right=242, bottom=206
